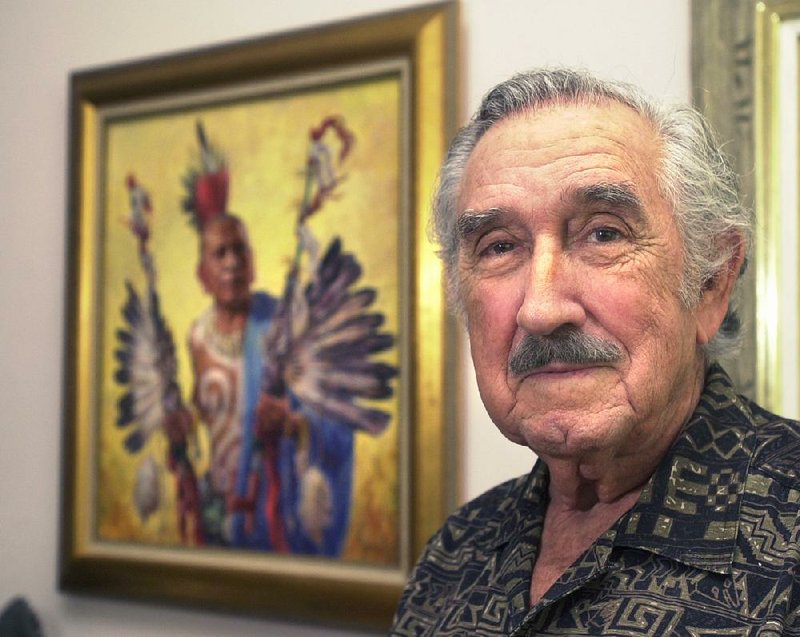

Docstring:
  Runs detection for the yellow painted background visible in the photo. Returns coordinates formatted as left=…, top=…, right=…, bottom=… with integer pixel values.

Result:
left=96, top=73, right=402, bottom=565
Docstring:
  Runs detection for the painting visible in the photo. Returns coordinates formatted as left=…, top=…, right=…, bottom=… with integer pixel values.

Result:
left=60, top=3, right=459, bottom=630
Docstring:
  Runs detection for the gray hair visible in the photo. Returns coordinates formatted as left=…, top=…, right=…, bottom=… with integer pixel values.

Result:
left=433, top=67, right=752, bottom=360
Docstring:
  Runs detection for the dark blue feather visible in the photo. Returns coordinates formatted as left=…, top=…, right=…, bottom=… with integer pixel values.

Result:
left=124, top=430, right=145, bottom=453
left=117, top=393, right=136, bottom=427
left=114, top=349, right=131, bottom=365
left=319, top=333, right=394, bottom=361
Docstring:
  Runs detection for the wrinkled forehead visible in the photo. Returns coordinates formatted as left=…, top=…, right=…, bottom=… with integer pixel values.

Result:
left=458, top=102, right=664, bottom=211
left=475, top=100, right=660, bottom=164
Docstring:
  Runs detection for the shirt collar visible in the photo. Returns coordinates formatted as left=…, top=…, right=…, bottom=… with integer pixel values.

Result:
left=480, top=462, right=548, bottom=554
left=613, top=365, right=757, bottom=574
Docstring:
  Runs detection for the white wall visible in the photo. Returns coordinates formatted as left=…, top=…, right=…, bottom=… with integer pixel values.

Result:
left=0, top=1, right=689, bottom=635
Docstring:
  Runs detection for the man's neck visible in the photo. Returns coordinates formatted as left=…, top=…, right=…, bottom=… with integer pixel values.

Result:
left=530, top=485, right=642, bottom=604
left=212, top=301, right=250, bottom=334
left=544, top=455, right=653, bottom=510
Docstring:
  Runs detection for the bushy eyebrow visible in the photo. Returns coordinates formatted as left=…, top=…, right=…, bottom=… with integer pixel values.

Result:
left=456, top=207, right=505, bottom=243
left=572, top=182, right=644, bottom=220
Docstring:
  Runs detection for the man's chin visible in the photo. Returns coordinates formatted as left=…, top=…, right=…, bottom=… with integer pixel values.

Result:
left=214, top=295, right=251, bottom=313
left=520, top=422, right=615, bottom=461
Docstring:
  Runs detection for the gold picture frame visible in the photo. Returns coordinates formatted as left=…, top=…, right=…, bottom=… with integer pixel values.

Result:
left=753, top=0, right=800, bottom=418
left=59, top=2, right=460, bottom=630
left=693, top=0, right=800, bottom=418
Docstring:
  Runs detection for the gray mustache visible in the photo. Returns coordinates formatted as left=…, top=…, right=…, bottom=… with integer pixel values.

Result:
left=508, top=327, right=622, bottom=376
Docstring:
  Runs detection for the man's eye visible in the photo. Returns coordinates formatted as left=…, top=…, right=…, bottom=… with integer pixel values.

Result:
left=588, top=228, right=621, bottom=243
left=483, top=241, right=515, bottom=256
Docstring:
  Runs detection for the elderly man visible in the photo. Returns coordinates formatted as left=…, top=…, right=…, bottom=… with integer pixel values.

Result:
left=391, top=67, right=800, bottom=634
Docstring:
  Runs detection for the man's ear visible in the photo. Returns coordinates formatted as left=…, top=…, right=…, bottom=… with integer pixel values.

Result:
left=695, top=236, right=746, bottom=345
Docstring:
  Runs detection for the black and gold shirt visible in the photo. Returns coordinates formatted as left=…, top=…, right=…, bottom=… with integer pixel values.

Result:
left=392, top=366, right=800, bottom=635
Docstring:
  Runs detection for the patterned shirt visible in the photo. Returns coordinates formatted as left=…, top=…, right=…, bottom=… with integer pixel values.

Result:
left=391, top=366, right=800, bottom=635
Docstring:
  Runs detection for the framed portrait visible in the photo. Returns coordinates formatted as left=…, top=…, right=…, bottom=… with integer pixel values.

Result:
left=59, top=2, right=460, bottom=630
left=692, top=0, right=800, bottom=420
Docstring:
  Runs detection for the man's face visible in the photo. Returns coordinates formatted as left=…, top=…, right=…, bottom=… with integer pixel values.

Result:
left=456, top=102, right=729, bottom=466
left=197, top=217, right=254, bottom=311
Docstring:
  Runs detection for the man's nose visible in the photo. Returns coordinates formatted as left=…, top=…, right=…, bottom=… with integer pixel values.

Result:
left=516, top=242, right=586, bottom=336
left=221, top=247, right=242, bottom=268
